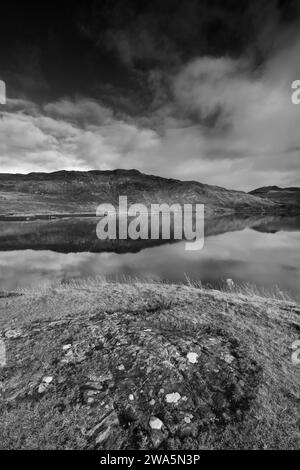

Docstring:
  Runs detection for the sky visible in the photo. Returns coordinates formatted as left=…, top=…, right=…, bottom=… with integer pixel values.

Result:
left=0, top=0, right=300, bottom=190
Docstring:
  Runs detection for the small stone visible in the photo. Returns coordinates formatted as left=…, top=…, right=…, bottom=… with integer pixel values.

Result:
left=5, top=329, right=22, bottom=339
left=62, top=344, right=72, bottom=351
left=43, top=376, right=53, bottom=384
left=149, top=399, right=156, bottom=406
left=117, top=364, right=125, bottom=371
left=38, top=383, right=47, bottom=394
left=224, top=354, right=234, bottom=364
left=129, top=394, right=134, bottom=401
left=149, top=416, right=164, bottom=430
left=0, top=340, right=6, bottom=368
left=165, top=392, right=181, bottom=404
left=187, top=352, right=198, bottom=364
left=184, top=416, right=191, bottom=424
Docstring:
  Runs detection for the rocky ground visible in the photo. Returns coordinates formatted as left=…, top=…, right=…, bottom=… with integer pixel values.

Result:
left=0, top=281, right=299, bottom=449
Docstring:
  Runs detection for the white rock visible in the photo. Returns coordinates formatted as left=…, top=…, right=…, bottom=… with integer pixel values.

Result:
left=43, top=376, right=53, bottom=384
left=38, top=383, right=47, bottom=394
left=0, top=340, right=6, bottom=368
left=62, top=344, right=72, bottom=351
left=118, top=364, right=125, bottom=371
left=165, top=392, right=181, bottom=404
left=149, top=417, right=163, bottom=430
left=129, top=394, right=134, bottom=401
left=224, top=354, right=234, bottom=364
left=5, top=329, right=22, bottom=339
left=187, top=352, right=198, bottom=364
left=184, top=416, right=191, bottom=424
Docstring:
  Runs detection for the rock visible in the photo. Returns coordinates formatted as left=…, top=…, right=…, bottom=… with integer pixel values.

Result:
left=62, top=344, right=72, bottom=351
left=117, top=364, right=125, bottom=371
left=187, top=352, right=199, bottom=363
left=43, top=376, right=53, bottom=384
left=149, top=416, right=164, bottom=430
left=129, top=394, right=134, bottom=401
left=5, top=329, right=22, bottom=339
left=38, top=383, right=48, bottom=394
left=38, top=376, right=53, bottom=393
left=226, top=279, right=235, bottom=288
left=0, top=339, right=6, bottom=368
left=165, top=392, right=181, bottom=404
left=224, top=354, right=234, bottom=364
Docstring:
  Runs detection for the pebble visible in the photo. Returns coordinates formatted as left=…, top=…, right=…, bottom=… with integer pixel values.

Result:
left=38, top=383, right=48, bottom=394
left=224, top=354, right=234, bottom=364
left=165, top=392, right=181, bottom=404
left=5, top=329, right=22, bottom=339
left=149, top=417, right=164, bottom=430
left=62, top=344, right=72, bottom=351
left=0, top=339, right=6, bottom=368
left=38, top=376, right=53, bottom=393
left=187, top=352, right=199, bottom=364
left=43, top=376, right=53, bottom=384
left=129, top=394, right=134, bottom=401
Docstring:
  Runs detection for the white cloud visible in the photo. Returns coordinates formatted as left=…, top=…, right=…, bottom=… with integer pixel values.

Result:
left=0, top=99, right=159, bottom=174
left=1, top=34, right=300, bottom=191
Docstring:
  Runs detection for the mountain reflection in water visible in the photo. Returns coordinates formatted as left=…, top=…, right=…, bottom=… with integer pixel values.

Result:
left=0, top=214, right=299, bottom=294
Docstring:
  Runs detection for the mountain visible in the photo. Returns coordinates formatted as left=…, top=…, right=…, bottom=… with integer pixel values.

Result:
left=249, top=186, right=300, bottom=212
left=0, top=169, right=278, bottom=218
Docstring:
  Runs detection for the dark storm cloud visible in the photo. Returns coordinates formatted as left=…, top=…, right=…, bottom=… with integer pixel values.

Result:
left=1, top=1, right=300, bottom=189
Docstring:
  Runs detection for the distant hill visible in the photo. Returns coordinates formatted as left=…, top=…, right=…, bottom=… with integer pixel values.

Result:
left=0, top=169, right=278, bottom=217
left=249, top=186, right=300, bottom=212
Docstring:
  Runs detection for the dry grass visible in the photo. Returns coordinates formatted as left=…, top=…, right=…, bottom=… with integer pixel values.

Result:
left=0, top=278, right=299, bottom=449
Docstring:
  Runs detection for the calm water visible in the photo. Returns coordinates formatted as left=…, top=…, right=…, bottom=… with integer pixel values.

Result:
left=0, top=215, right=299, bottom=295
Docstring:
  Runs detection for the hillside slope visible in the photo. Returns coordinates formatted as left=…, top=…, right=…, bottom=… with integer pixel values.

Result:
left=0, top=170, right=276, bottom=217
left=250, top=186, right=300, bottom=213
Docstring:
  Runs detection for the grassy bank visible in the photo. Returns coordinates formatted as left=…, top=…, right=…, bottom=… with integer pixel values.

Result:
left=0, top=279, right=299, bottom=449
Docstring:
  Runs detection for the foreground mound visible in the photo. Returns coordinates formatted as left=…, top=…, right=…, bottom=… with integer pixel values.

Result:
left=0, top=282, right=299, bottom=449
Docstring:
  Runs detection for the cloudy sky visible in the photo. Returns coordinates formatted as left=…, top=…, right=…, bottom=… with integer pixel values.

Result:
left=0, top=0, right=300, bottom=190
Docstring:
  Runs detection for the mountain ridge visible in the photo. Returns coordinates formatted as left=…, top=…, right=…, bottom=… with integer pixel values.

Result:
left=0, top=169, right=291, bottom=217
left=249, top=185, right=300, bottom=211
